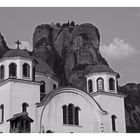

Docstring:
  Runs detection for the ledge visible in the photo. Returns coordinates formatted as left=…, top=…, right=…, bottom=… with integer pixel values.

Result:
left=0, top=78, right=40, bottom=87
left=62, top=124, right=82, bottom=128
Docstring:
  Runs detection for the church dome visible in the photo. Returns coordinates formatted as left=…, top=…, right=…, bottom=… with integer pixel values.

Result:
left=3, top=49, right=31, bottom=59
left=85, top=64, right=120, bottom=78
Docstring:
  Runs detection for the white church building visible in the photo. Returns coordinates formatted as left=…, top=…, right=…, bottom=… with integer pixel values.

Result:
left=0, top=44, right=126, bottom=133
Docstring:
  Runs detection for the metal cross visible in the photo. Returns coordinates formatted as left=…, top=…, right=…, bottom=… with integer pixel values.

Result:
left=15, top=40, right=21, bottom=49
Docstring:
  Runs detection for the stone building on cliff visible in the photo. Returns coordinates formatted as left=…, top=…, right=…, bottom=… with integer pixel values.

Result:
left=0, top=22, right=126, bottom=133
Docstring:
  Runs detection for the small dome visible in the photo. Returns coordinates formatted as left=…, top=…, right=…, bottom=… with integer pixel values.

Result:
left=85, top=64, right=120, bottom=78
left=3, top=49, right=31, bottom=59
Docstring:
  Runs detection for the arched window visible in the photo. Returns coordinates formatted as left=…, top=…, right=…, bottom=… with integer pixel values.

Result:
left=88, top=79, right=93, bottom=93
left=53, top=84, right=56, bottom=90
left=0, top=104, right=4, bottom=123
left=23, top=63, right=30, bottom=77
left=9, top=63, right=17, bottom=77
left=22, top=103, right=29, bottom=112
left=97, top=78, right=104, bottom=91
left=75, top=107, right=80, bottom=125
left=40, top=81, right=45, bottom=93
left=0, top=65, right=4, bottom=79
left=32, top=67, right=35, bottom=81
left=62, top=104, right=80, bottom=126
left=109, top=78, right=115, bottom=90
left=62, top=105, right=68, bottom=124
left=68, top=104, right=74, bottom=124
left=111, top=115, right=117, bottom=131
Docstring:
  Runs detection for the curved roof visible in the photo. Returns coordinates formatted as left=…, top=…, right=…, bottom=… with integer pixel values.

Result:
left=3, top=49, right=31, bottom=59
left=85, top=64, right=120, bottom=78
left=37, top=87, right=108, bottom=114
left=33, top=57, right=54, bottom=75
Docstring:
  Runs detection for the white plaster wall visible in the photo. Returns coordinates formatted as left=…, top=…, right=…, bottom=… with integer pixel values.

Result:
left=86, top=73, right=117, bottom=94
left=0, top=58, right=32, bottom=80
left=38, top=92, right=107, bottom=133
left=94, top=94, right=126, bottom=133
left=0, top=82, right=11, bottom=133
left=0, top=80, right=40, bottom=133
left=10, top=81, right=40, bottom=132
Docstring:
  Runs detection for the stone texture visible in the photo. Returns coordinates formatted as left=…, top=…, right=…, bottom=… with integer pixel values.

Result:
left=0, top=33, right=9, bottom=58
left=119, top=83, right=140, bottom=132
left=32, top=22, right=108, bottom=86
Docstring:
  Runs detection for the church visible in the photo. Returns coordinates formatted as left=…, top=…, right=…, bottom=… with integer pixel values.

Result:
left=0, top=40, right=126, bottom=133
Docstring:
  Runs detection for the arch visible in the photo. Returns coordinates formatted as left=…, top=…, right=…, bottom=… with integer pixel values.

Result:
left=75, top=106, right=80, bottom=125
left=109, top=78, right=115, bottom=91
left=40, top=81, right=45, bottom=93
left=97, top=78, right=104, bottom=91
left=0, top=65, right=4, bottom=79
left=39, top=87, right=108, bottom=132
left=22, top=103, right=29, bottom=112
left=88, top=79, right=93, bottom=93
left=111, top=115, right=117, bottom=131
left=9, top=63, right=17, bottom=77
left=0, top=104, right=4, bottom=123
left=62, top=105, right=68, bottom=124
left=23, top=63, right=30, bottom=77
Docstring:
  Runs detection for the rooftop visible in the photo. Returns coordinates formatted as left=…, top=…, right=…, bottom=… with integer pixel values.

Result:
left=85, top=64, right=120, bottom=78
left=3, top=49, right=31, bottom=59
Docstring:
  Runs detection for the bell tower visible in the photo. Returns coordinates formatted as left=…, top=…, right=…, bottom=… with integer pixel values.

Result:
left=85, top=64, right=126, bottom=133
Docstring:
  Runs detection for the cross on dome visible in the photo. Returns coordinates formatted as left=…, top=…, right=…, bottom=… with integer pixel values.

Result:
left=15, top=40, right=21, bottom=49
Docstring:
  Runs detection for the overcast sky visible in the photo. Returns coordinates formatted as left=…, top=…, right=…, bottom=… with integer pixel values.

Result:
left=0, top=7, right=140, bottom=85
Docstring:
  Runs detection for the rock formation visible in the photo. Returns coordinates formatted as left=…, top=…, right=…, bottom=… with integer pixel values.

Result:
left=32, top=22, right=108, bottom=88
left=119, top=83, right=140, bottom=132
left=0, top=33, right=9, bottom=57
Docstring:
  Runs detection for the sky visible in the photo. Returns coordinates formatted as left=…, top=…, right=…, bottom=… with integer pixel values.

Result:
left=0, top=7, right=140, bottom=85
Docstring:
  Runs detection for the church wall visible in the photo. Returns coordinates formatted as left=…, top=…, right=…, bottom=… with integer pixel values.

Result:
left=94, top=94, right=126, bottom=133
left=0, top=82, right=12, bottom=133
left=39, top=92, right=107, bottom=133
left=10, top=81, right=40, bottom=132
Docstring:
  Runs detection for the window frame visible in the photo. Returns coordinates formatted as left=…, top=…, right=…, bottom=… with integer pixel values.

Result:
left=88, top=79, right=93, bottom=93
left=0, top=65, right=4, bottom=80
left=22, top=63, right=30, bottom=78
left=62, top=104, right=81, bottom=126
left=97, top=77, right=104, bottom=91
left=111, top=115, right=117, bottom=132
left=0, top=104, right=4, bottom=123
left=109, top=78, right=115, bottom=91
left=9, top=63, right=17, bottom=78
left=22, top=102, right=29, bottom=112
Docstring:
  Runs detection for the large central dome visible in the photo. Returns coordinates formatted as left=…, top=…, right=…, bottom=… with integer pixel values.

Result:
left=3, top=49, right=31, bottom=59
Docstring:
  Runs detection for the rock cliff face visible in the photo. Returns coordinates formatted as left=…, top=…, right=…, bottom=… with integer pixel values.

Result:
left=119, top=83, right=140, bottom=132
left=32, top=22, right=108, bottom=88
left=0, top=33, right=9, bottom=57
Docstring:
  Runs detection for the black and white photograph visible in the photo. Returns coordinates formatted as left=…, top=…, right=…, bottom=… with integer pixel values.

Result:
left=0, top=4, right=140, bottom=134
